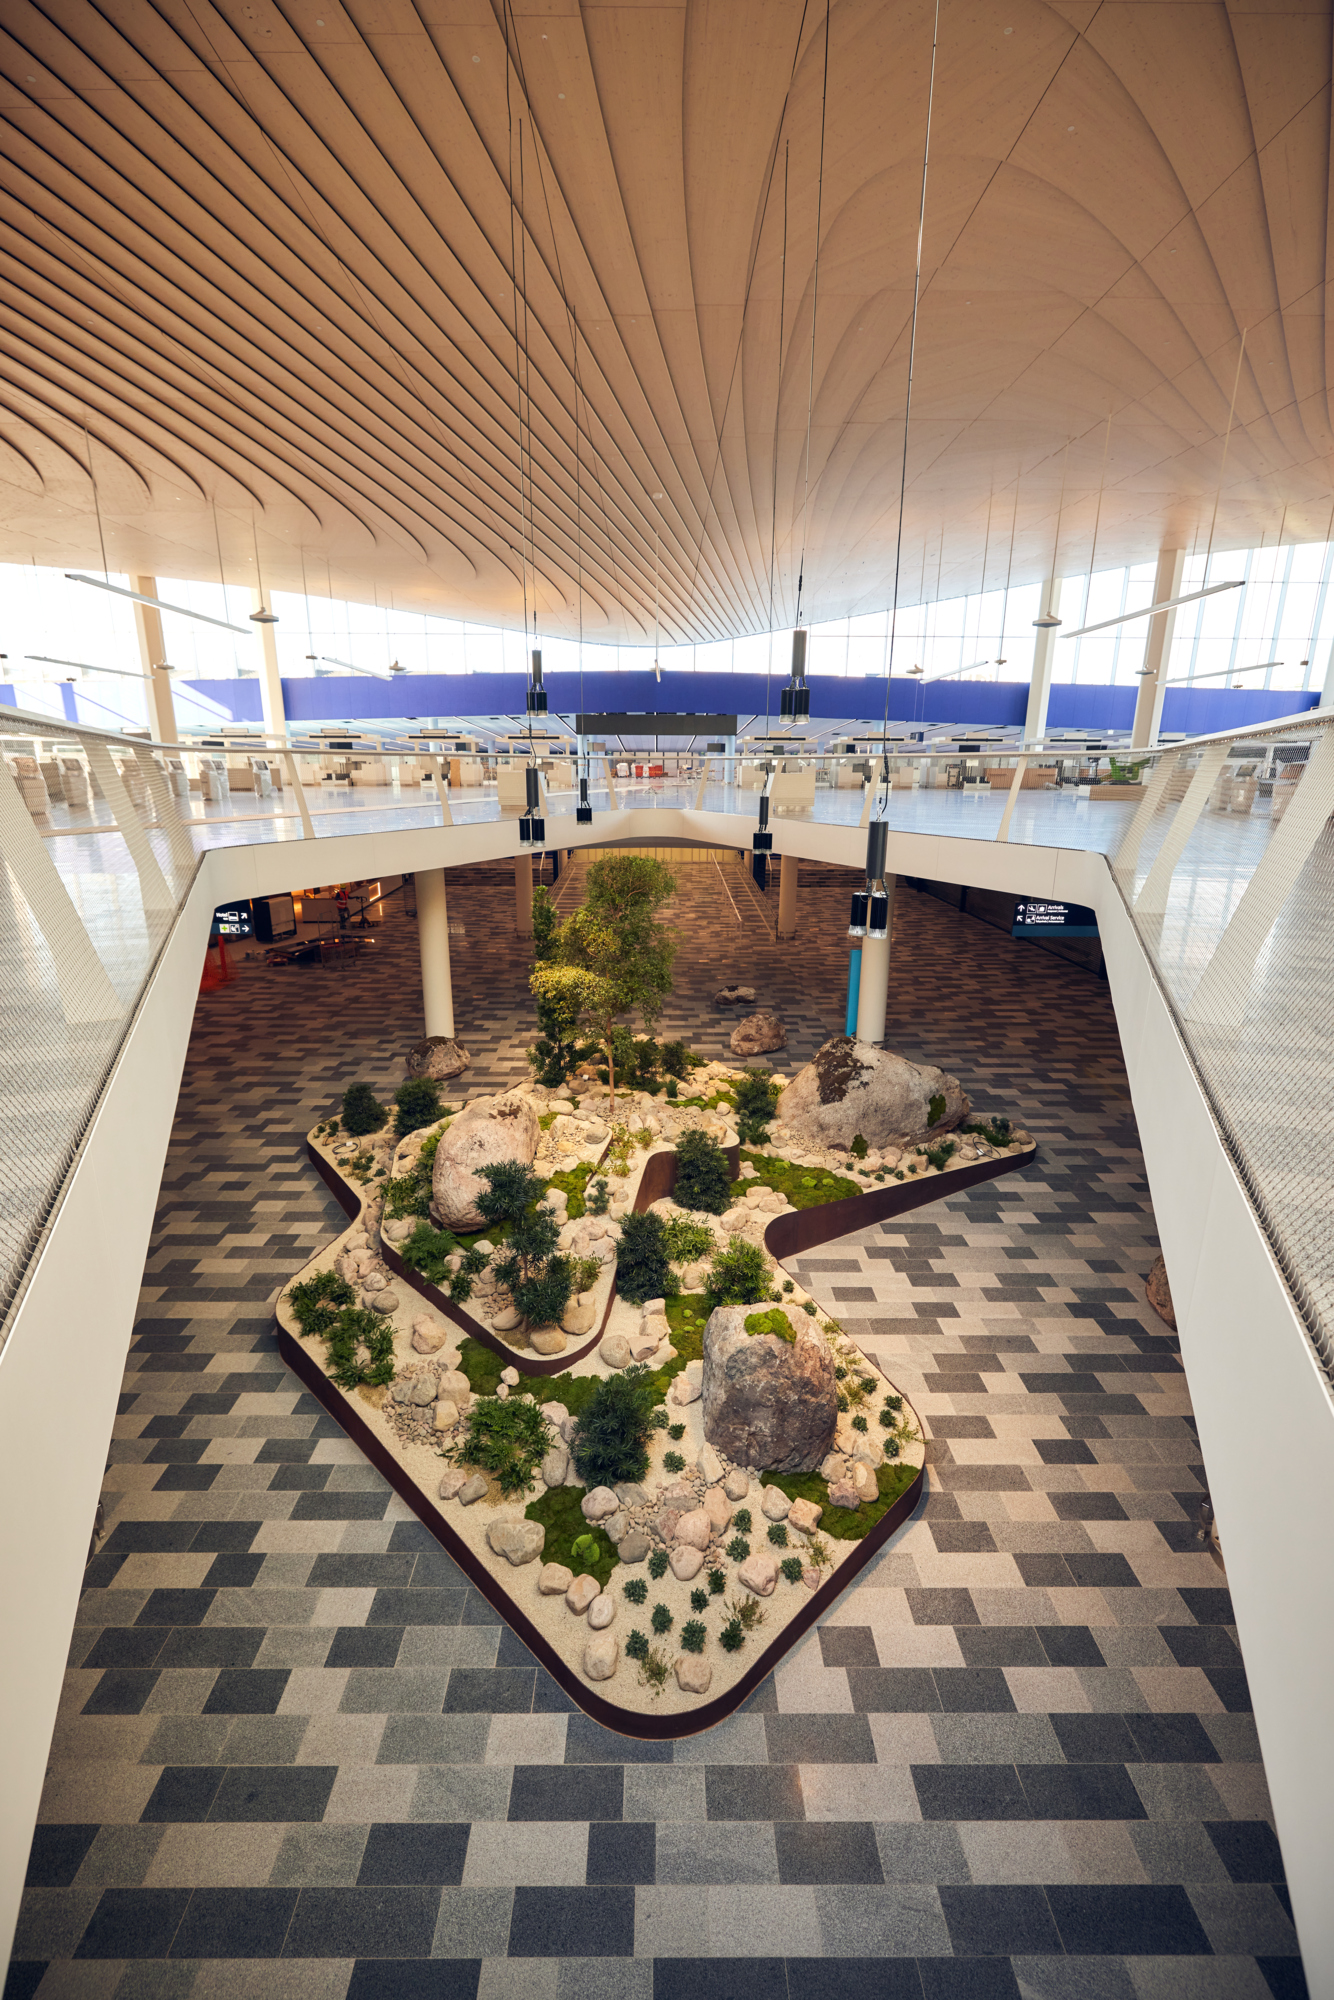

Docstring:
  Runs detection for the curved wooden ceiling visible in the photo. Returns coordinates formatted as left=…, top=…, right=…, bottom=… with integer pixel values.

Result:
left=0, top=0, right=1330, bottom=644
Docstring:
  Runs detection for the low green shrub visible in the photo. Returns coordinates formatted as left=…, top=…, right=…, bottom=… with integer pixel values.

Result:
left=662, top=1215, right=715, bottom=1263
left=586, top=1176, right=610, bottom=1215
left=732, top=1509, right=752, bottom=1535
left=660, top=1039, right=696, bottom=1079
left=626, top=1629, right=650, bottom=1661
left=624, top=1577, right=648, bottom=1605
left=449, top=1395, right=553, bottom=1497
left=325, top=1306, right=395, bottom=1389
left=719, top=1617, right=745, bottom=1653
left=648, top=1548, right=669, bottom=1581
left=680, top=1619, right=707, bottom=1654
left=708, top=1567, right=726, bottom=1595
left=341, top=1081, right=387, bottom=1136
left=667, top=1422, right=685, bottom=1441
left=850, top=1133, right=869, bottom=1159
left=690, top=1588, right=709, bottom=1613
left=964, top=1115, right=1013, bottom=1148
left=394, top=1076, right=441, bottom=1136
left=780, top=1555, right=804, bottom=1583
left=401, top=1222, right=489, bottom=1301
left=650, top=1603, right=672, bottom=1635
left=571, top=1363, right=659, bottom=1488
left=851, top=1414, right=869, bottom=1433
left=287, top=1267, right=355, bottom=1337
left=672, top=1129, right=732, bottom=1214
left=707, top=1236, right=770, bottom=1308
left=663, top=1451, right=685, bottom=1474
left=925, top=1139, right=956, bottom=1172
left=615, top=1210, right=678, bottom=1306
left=726, top=1535, right=750, bottom=1561
left=767, top=1522, right=788, bottom=1547
left=649, top=1408, right=670, bottom=1432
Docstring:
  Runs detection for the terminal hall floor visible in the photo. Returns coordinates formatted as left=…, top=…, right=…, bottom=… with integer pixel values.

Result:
left=8, top=857, right=1305, bottom=2000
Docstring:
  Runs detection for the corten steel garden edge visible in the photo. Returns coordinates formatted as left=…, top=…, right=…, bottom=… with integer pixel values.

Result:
left=284, top=1136, right=1035, bottom=1736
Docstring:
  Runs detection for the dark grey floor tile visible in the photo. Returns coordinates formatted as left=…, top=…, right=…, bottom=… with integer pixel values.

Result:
left=357, top=1822, right=469, bottom=1885
left=202, top=1554, right=267, bottom=1589
left=1, top=1961, right=47, bottom=2000
left=938, top=1885, right=1062, bottom=1955
left=347, top=1962, right=480, bottom=2000
left=1159, top=1626, right=1244, bottom=1669
left=586, top=1820, right=655, bottom=1885
left=1045, top=1883, right=1212, bottom=1954
left=74, top=1888, right=190, bottom=1957
left=846, top=1668, right=940, bottom=1713
left=1016, top=1763, right=1147, bottom=1821
left=284, top=1885, right=441, bottom=1956
left=1256, top=1957, right=1308, bottom=2000
left=1205, top=1820, right=1287, bottom=1883
left=140, top=1767, right=225, bottom=1823
left=156, top=1628, right=265, bottom=1670
left=1204, top=1668, right=1253, bottom=1712
left=443, top=1668, right=534, bottom=1713
left=775, top=1821, right=884, bottom=1884
left=202, top=1668, right=291, bottom=1715
left=913, top=1765, right=1029, bottom=1822
left=329, top=1626, right=406, bottom=1668
left=1124, top=1714, right=1222, bottom=1764
left=83, top=1628, right=167, bottom=1670
left=956, top=1628, right=1046, bottom=1668
left=290, top=1492, right=391, bottom=1521
left=171, top=1886, right=297, bottom=1957
left=1035, top=1626, right=1104, bottom=1668
left=929, top=1522, right=1000, bottom=1554
left=565, top=1717, right=673, bottom=1765
left=24, top=1826, right=100, bottom=1889
left=817, top=1627, right=880, bottom=1669
left=1177, top=1587, right=1236, bottom=1626
left=1048, top=1713, right=1139, bottom=1763
left=366, top=1590, right=465, bottom=1628
left=507, top=1884, right=634, bottom=1957
left=135, top=1589, right=218, bottom=1626
left=82, top=1670, right=162, bottom=1716
left=209, top=1765, right=337, bottom=1821
left=918, top=1963, right=1020, bottom=2000
left=786, top=1962, right=924, bottom=2000
left=651, top=1960, right=788, bottom=2000
left=1063, top=1555, right=1140, bottom=1590
left=508, top=1764, right=623, bottom=1821
left=763, top=1714, right=877, bottom=1764
left=307, top=1555, right=415, bottom=1589
left=705, top=1765, right=805, bottom=1821
left=932, top=1669, right=1016, bottom=1714
left=908, top=1589, right=979, bottom=1627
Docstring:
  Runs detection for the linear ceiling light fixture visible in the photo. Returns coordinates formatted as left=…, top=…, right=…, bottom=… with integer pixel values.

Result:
left=25, top=654, right=180, bottom=680
left=64, top=573, right=251, bottom=634
left=1157, top=660, right=1280, bottom=684
left=319, top=656, right=394, bottom=681
left=1061, top=578, right=1245, bottom=641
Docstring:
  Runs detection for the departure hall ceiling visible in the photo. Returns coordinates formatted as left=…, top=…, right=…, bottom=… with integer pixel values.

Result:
left=0, top=0, right=1330, bottom=643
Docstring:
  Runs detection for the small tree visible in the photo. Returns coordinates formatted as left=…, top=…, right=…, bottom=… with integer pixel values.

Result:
left=475, top=1161, right=545, bottom=1228
left=341, top=1081, right=387, bottom=1136
left=706, top=1235, right=770, bottom=1307
left=394, top=1076, right=441, bottom=1137
left=527, top=855, right=677, bottom=1112
left=615, top=1210, right=677, bottom=1306
left=479, top=1163, right=572, bottom=1330
left=571, top=1363, right=658, bottom=1487
left=733, top=1070, right=779, bottom=1147
left=673, top=1129, right=732, bottom=1213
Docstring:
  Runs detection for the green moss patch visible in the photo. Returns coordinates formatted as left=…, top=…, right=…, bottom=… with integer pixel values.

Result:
left=733, top=1151, right=861, bottom=1210
left=455, top=1339, right=606, bottom=1426
left=523, top=1485, right=618, bottom=1589
left=760, top=1459, right=919, bottom=1541
left=744, top=1308, right=795, bottom=1343
left=546, top=1160, right=597, bottom=1218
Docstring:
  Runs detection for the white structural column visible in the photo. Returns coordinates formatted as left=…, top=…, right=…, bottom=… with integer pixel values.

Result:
left=1131, top=548, right=1186, bottom=748
left=1134, top=743, right=1230, bottom=914
left=0, top=761, right=121, bottom=1022
left=416, top=866, right=455, bottom=1037
left=1111, top=750, right=1184, bottom=882
left=856, top=875, right=896, bottom=1044
left=130, top=576, right=178, bottom=743
left=514, top=852, right=533, bottom=936
left=1188, top=729, right=1334, bottom=1027
left=603, top=757, right=620, bottom=809
left=997, top=757, right=1029, bottom=843
left=777, top=853, right=799, bottom=938
left=1024, top=577, right=1062, bottom=743
left=279, top=751, right=315, bottom=838
left=82, top=741, right=174, bottom=912
left=131, top=744, right=196, bottom=879
left=426, top=755, right=454, bottom=824
left=251, top=590, right=286, bottom=740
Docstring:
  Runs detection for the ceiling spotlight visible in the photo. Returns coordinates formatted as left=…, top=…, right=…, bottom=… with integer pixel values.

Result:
left=1033, top=614, right=1062, bottom=628
left=250, top=605, right=278, bottom=624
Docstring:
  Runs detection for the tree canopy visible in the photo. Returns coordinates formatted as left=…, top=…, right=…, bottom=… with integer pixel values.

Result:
left=527, top=855, right=677, bottom=1105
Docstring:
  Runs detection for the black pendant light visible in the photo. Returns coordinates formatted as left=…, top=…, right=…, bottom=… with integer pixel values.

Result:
left=751, top=785, right=773, bottom=888
left=526, top=647, right=548, bottom=713
left=519, top=763, right=545, bottom=845
left=576, top=773, right=592, bottom=825
left=780, top=628, right=810, bottom=719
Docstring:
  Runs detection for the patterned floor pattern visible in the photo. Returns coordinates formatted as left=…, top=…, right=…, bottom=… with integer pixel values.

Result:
left=8, top=854, right=1306, bottom=2000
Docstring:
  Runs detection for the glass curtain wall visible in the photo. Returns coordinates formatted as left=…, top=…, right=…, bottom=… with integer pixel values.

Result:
left=4, top=542, right=1334, bottom=725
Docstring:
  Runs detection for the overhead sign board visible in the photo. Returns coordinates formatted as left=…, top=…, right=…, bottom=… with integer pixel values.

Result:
left=575, top=713, right=737, bottom=737
left=1012, top=898, right=1099, bottom=939
left=210, top=900, right=253, bottom=939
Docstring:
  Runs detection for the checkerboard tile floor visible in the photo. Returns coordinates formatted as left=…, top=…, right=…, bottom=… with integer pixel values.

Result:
left=6, top=861, right=1306, bottom=2000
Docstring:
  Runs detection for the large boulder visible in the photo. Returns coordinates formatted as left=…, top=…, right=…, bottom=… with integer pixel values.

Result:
left=406, top=1035, right=472, bottom=1081
left=779, top=1037, right=969, bottom=1151
left=1146, top=1252, right=1176, bottom=1330
left=702, top=1305, right=838, bottom=1474
left=431, top=1091, right=540, bottom=1230
left=730, top=1012, right=786, bottom=1057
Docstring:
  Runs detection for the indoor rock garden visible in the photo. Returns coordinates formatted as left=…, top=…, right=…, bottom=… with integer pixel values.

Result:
left=279, top=856, right=1034, bottom=1726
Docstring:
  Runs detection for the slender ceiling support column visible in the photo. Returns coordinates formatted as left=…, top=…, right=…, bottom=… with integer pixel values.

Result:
left=997, top=756, right=1029, bottom=842
left=0, top=762, right=121, bottom=1022
left=1134, top=743, right=1230, bottom=914
left=82, top=740, right=174, bottom=912
left=514, top=852, right=533, bottom=937
left=1025, top=577, right=1062, bottom=744
left=1131, top=548, right=1186, bottom=749
left=777, top=852, right=799, bottom=939
left=1187, top=729, right=1334, bottom=1027
left=1112, top=750, right=1184, bottom=882
left=130, top=576, right=177, bottom=744
left=416, top=866, right=455, bottom=1038
left=131, top=743, right=196, bottom=880
left=251, top=591, right=286, bottom=742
